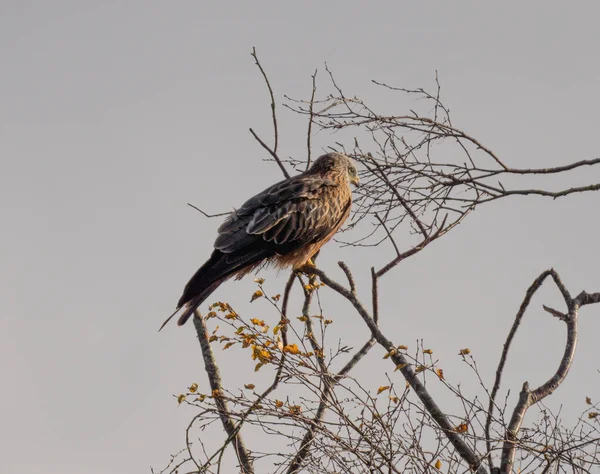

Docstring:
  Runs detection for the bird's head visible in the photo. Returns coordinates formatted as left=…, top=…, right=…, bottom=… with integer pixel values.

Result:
left=311, top=152, right=360, bottom=187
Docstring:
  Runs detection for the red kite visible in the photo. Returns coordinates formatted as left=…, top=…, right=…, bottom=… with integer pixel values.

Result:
left=161, top=152, right=358, bottom=329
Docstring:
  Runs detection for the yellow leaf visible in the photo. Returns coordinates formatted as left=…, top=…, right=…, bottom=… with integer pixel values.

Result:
left=225, top=311, right=238, bottom=320
left=459, top=348, right=471, bottom=356
left=284, top=344, right=300, bottom=355
left=423, top=349, right=433, bottom=355
left=255, top=362, right=264, bottom=372
left=415, top=365, right=427, bottom=373
left=251, top=345, right=272, bottom=362
left=250, top=290, right=264, bottom=302
left=586, top=396, right=592, bottom=405
left=324, top=319, right=333, bottom=325
left=394, top=363, right=407, bottom=372
left=271, top=294, right=281, bottom=301
left=389, top=396, right=399, bottom=404
left=275, top=399, right=284, bottom=408
left=436, top=368, right=445, bottom=380
left=208, top=335, right=218, bottom=343
left=177, top=394, right=186, bottom=405
left=273, top=325, right=280, bottom=335
left=377, top=385, right=390, bottom=395
left=383, top=349, right=396, bottom=359
left=188, top=383, right=198, bottom=393
left=195, top=394, right=206, bottom=402
left=398, top=345, right=408, bottom=350
left=254, top=277, right=265, bottom=284
left=223, top=342, right=235, bottom=350
left=212, top=389, right=220, bottom=398
left=297, top=316, right=308, bottom=322
left=289, top=405, right=301, bottom=415
left=435, top=459, right=442, bottom=470
left=250, top=318, right=265, bottom=326
left=206, top=311, right=217, bottom=319
left=244, top=383, right=255, bottom=390
left=235, top=327, right=245, bottom=334
left=589, top=412, right=599, bottom=419
left=455, top=422, right=468, bottom=433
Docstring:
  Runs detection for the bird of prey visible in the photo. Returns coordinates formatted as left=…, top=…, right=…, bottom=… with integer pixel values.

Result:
left=161, top=152, right=358, bottom=330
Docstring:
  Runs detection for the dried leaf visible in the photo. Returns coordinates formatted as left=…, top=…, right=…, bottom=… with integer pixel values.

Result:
left=254, top=362, right=264, bottom=372
left=324, top=319, right=332, bottom=325
left=225, top=311, right=238, bottom=320
left=455, top=422, right=468, bottom=433
left=297, top=316, right=308, bottom=322
left=389, top=396, right=399, bottom=404
left=397, top=345, right=408, bottom=350
left=284, top=344, right=300, bottom=355
left=177, top=394, right=186, bottom=405
left=244, top=384, right=255, bottom=390
left=195, top=394, right=206, bottom=402
left=586, top=396, right=592, bottom=405
left=435, top=459, right=442, bottom=470
left=415, top=365, right=427, bottom=373
left=289, top=405, right=301, bottom=415
left=423, top=349, right=433, bottom=355
left=223, top=341, right=235, bottom=350
left=253, top=277, right=265, bottom=284
left=188, top=383, right=198, bottom=393
left=394, top=363, right=407, bottom=372
left=275, top=400, right=284, bottom=408
left=436, top=368, right=445, bottom=380
left=250, top=318, right=265, bottom=326
left=208, top=335, right=218, bottom=343
left=271, top=294, right=281, bottom=301
left=377, top=385, right=391, bottom=395
left=589, top=412, right=599, bottom=419
left=206, top=311, right=217, bottom=319
left=251, top=345, right=272, bottom=362
left=211, top=389, right=220, bottom=398
left=250, top=290, right=264, bottom=302
left=459, top=348, right=471, bottom=356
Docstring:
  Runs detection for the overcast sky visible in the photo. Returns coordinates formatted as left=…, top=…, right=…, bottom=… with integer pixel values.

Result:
left=2, top=2, right=600, bottom=473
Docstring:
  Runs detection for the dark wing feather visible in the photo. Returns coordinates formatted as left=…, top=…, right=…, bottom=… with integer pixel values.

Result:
left=163, top=173, right=348, bottom=330
left=215, top=175, right=338, bottom=253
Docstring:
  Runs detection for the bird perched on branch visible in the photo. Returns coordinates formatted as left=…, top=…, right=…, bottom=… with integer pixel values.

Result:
left=160, top=152, right=359, bottom=330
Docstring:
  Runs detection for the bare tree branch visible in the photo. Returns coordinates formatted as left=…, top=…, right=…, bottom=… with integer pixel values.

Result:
left=192, top=311, right=254, bottom=473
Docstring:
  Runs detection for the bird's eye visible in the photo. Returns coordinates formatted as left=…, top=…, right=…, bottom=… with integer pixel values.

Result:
left=349, top=166, right=356, bottom=176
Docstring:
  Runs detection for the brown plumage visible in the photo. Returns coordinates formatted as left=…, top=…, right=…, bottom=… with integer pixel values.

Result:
left=160, top=152, right=358, bottom=330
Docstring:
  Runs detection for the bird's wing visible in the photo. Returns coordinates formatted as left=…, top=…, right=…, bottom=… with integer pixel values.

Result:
left=214, top=175, right=344, bottom=254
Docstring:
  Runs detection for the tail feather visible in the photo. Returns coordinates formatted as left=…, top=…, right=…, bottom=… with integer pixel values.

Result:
left=176, top=279, right=224, bottom=326
left=161, top=246, right=274, bottom=330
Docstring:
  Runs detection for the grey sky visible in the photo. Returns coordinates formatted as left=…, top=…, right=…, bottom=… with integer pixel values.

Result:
left=2, top=2, right=600, bottom=473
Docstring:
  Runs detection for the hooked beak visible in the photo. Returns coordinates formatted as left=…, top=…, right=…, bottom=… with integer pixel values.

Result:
left=350, top=176, right=360, bottom=187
